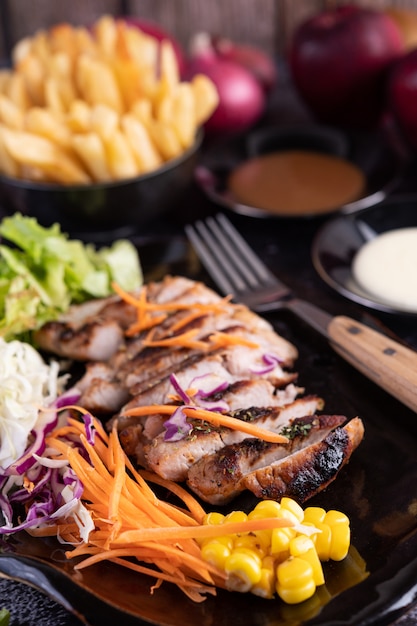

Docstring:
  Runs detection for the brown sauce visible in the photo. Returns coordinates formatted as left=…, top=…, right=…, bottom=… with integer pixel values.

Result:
left=227, top=150, right=366, bottom=216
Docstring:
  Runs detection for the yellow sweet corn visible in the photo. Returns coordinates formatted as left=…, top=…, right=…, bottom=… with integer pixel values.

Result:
left=325, top=510, right=350, bottom=561
left=225, top=549, right=262, bottom=592
left=289, top=535, right=325, bottom=586
left=276, top=556, right=316, bottom=604
left=201, top=540, right=231, bottom=569
left=199, top=497, right=356, bottom=605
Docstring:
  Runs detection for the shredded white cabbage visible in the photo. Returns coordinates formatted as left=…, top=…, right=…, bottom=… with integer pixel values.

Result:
left=0, top=338, right=60, bottom=469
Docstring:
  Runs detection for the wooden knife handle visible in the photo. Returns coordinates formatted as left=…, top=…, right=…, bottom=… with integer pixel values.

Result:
left=329, top=315, right=417, bottom=413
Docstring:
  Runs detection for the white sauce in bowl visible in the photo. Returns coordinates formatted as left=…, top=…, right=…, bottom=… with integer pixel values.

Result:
left=352, top=227, right=417, bottom=312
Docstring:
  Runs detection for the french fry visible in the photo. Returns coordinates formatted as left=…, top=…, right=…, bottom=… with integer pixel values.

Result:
left=0, top=125, right=20, bottom=177
left=90, top=104, right=119, bottom=140
left=16, top=53, right=45, bottom=106
left=170, top=82, right=196, bottom=148
left=0, top=70, right=11, bottom=95
left=0, top=125, right=90, bottom=184
left=74, top=27, right=98, bottom=57
left=44, top=78, right=66, bottom=115
left=102, top=129, right=138, bottom=180
left=20, top=164, right=52, bottom=183
left=121, top=114, right=163, bottom=173
left=191, top=73, right=219, bottom=126
left=147, top=119, right=183, bottom=161
left=159, top=40, right=180, bottom=89
left=48, top=23, right=78, bottom=59
left=76, top=54, right=123, bottom=114
left=66, top=100, right=91, bottom=133
left=0, top=15, right=218, bottom=184
left=25, top=107, right=72, bottom=148
left=42, top=53, right=77, bottom=109
left=5, top=73, right=31, bottom=111
left=11, top=36, right=32, bottom=66
left=130, top=98, right=153, bottom=127
left=31, top=30, right=51, bottom=65
left=0, top=95, right=24, bottom=130
left=94, top=15, right=118, bottom=58
left=71, top=132, right=112, bottom=182
left=122, top=24, right=159, bottom=71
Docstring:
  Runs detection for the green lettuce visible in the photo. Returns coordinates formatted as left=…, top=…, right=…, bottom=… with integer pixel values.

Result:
left=0, top=214, right=143, bottom=340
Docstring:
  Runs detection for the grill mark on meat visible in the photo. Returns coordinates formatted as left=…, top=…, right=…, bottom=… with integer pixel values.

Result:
left=142, top=396, right=322, bottom=481
left=186, top=414, right=346, bottom=504
left=243, top=417, right=364, bottom=503
left=34, top=318, right=124, bottom=361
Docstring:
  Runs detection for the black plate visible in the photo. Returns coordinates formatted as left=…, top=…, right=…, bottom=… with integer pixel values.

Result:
left=196, top=126, right=403, bottom=219
left=1, top=234, right=417, bottom=626
left=312, top=197, right=417, bottom=315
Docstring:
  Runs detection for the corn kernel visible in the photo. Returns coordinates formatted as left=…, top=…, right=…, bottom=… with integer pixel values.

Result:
left=225, top=550, right=262, bottom=592
left=203, top=511, right=225, bottom=525
left=325, top=510, right=349, bottom=527
left=233, top=534, right=266, bottom=559
left=289, top=535, right=324, bottom=586
left=303, top=506, right=326, bottom=525
left=224, top=510, right=248, bottom=524
left=201, top=540, right=231, bottom=569
left=322, top=510, right=350, bottom=561
left=329, top=520, right=350, bottom=561
left=231, top=547, right=262, bottom=568
left=251, top=499, right=282, bottom=518
left=280, top=497, right=304, bottom=523
left=276, top=507, right=300, bottom=526
left=251, top=529, right=272, bottom=553
left=252, top=567, right=275, bottom=599
left=276, top=557, right=316, bottom=604
left=271, top=527, right=293, bottom=555
left=313, top=521, right=332, bottom=561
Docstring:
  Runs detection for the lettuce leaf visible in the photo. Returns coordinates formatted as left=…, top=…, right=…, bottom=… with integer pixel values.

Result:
left=0, top=214, right=143, bottom=340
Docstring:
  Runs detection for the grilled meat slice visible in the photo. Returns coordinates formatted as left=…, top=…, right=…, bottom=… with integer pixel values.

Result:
left=243, top=416, right=364, bottom=503
left=186, top=414, right=346, bottom=505
left=142, top=396, right=323, bottom=481
left=34, top=317, right=125, bottom=361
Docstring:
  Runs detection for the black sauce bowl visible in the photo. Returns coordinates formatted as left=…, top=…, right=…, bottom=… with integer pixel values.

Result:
left=0, top=130, right=203, bottom=237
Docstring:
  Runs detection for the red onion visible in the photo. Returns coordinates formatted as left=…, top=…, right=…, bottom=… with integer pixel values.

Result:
left=212, top=36, right=278, bottom=93
left=186, top=33, right=266, bottom=134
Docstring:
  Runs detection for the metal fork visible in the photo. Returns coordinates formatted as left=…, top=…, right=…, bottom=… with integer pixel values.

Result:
left=185, top=213, right=417, bottom=414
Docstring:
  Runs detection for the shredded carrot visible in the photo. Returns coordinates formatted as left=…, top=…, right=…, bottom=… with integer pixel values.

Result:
left=208, top=331, right=259, bottom=349
left=142, top=328, right=209, bottom=350
left=123, top=404, right=289, bottom=444
left=36, top=411, right=293, bottom=602
left=111, top=516, right=293, bottom=545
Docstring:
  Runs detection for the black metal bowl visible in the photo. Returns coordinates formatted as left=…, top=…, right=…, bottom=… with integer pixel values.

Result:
left=0, top=130, right=203, bottom=236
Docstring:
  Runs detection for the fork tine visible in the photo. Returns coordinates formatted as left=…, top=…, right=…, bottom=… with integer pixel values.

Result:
left=202, top=216, right=262, bottom=290
left=215, top=214, right=277, bottom=284
left=187, top=214, right=269, bottom=295
left=185, top=221, right=238, bottom=295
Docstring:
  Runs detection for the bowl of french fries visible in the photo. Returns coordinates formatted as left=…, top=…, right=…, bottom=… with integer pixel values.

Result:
left=0, top=16, right=218, bottom=232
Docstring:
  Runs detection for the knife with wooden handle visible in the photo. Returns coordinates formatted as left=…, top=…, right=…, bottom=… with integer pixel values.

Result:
left=260, top=298, right=417, bottom=413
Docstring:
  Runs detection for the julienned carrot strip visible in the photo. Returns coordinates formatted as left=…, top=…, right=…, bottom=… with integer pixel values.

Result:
left=123, top=404, right=289, bottom=444
left=138, top=469, right=206, bottom=523
left=142, top=328, right=208, bottom=350
left=42, top=410, right=291, bottom=601
left=208, top=331, right=259, bottom=349
left=169, top=310, right=207, bottom=332
left=72, top=543, right=223, bottom=585
left=112, top=517, right=293, bottom=546
left=125, top=314, right=167, bottom=337
left=112, top=282, right=232, bottom=337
